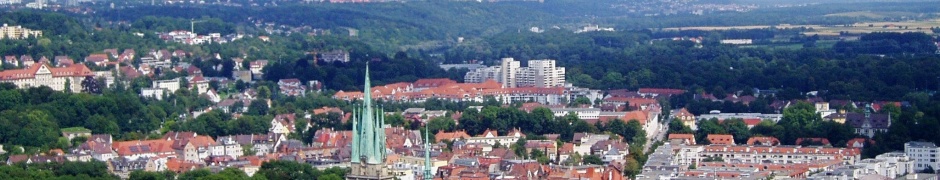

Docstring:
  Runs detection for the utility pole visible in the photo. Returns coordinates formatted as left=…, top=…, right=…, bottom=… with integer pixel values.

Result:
left=191, top=19, right=207, bottom=33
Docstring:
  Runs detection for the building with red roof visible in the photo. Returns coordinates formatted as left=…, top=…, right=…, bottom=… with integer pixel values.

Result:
left=746, top=137, right=781, bottom=146
left=0, top=63, right=93, bottom=93
left=707, top=134, right=735, bottom=145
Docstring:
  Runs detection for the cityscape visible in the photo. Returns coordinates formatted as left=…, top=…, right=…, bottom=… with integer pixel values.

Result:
left=0, top=0, right=939, bottom=180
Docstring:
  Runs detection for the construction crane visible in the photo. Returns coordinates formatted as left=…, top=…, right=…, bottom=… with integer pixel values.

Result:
left=190, top=19, right=207, bottom=33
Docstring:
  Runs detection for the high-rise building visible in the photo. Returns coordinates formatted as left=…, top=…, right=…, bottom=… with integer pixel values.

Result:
left=465, top=58, right=566, bottom=88
left=499, top=57, right=519, bottom=88
left=347, top=65, right=395, bottom=180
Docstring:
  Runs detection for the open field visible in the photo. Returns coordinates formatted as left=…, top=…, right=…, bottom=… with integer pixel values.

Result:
left=659, top=19, right=940, bottom=36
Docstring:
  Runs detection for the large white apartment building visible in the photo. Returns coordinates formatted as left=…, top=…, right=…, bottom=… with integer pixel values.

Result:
left=0, top=0, right=22, bottom=5
left=465, top=58, right=565, bottom=88
left=905, top=141, right=940, bottom=172
left=0, top=63, right=93, bottom=93
left=0, top=24, right=42, bottom=40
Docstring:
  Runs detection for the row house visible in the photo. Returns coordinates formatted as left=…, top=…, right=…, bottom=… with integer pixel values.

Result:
left=701, top=145, right=861, bottom=164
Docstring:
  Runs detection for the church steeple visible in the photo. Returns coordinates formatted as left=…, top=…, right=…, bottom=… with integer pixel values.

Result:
left=351, top=64, right=386, bottom=165
left=424, top=127, right=432, bottom=180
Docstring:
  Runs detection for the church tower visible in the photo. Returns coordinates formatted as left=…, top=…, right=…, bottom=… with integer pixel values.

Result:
left=347, top=65, right=395, bottom=180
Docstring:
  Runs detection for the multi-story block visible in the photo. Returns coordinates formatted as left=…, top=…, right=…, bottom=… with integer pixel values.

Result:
left=905, top=141, right=940, bottom=172
left=0, top=24, right=42, bottom=39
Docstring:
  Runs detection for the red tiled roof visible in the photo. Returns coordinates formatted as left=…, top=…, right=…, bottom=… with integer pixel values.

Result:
left=707, top=134, right=735, bottom=145
left=746, top=136, right=780, bottom=146
left=0, top=63, right=93, bottom=80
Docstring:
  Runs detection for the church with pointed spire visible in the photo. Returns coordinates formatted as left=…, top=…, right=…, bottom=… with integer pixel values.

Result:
left=347, top=65, right=396, bottom=180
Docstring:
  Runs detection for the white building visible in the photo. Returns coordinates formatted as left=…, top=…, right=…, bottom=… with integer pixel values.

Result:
left=0, top=63, right=93, bottom=93
left=466, top=58, right=566, bottom=88
left=464, top=129, right=524, bottom=147
left=0, top=0, right=23, bottom=5
left=499, top=58, right=519, bottom=88
left=0, top=24, right=42, bottom=39
left=905, top=141, right=940, bottom=172
left=550, top=108, right=600, bottom=120
left=810, top=152, right=914, bottom=179
left=141, top=88, right=166, bottom=100
left=153, top=78, right=181, bottom=92
left=464, top=66, right=501, bottom=84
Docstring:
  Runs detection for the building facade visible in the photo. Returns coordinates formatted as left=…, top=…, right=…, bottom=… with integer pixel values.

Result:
left=905, top=141, right=940, bottom=172
left=0, top=63, right=93, bottom=93
left=465, top=58, right=565, bottom=88
left=0, top=24, right=42, bottom=39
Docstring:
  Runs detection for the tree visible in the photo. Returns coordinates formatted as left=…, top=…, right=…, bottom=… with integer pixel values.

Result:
left=583, top=155, right=603, bottom=165
left=924, top=166, right=936, bottom=174
left=668, top=119, right=693, bottom=134
left=130, top=170, right=169, bottom=180
left=80, top=76, right=101, bottom=94
left=427, top=116, right=456, bottom=133
left=247, top=99, right=269, bottom=115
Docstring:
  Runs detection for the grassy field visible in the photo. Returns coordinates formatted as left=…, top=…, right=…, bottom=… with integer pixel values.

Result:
left=660, top=19, right=940, bottom=36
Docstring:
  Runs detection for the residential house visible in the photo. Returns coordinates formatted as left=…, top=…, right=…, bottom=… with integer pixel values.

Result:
left=673, top=108, right=696, bottom=130
left=107, top=157, right=149, bottom=179
left=278, top=78, right=306, bottom=96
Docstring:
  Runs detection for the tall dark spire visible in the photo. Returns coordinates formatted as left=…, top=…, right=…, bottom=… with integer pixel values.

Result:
left=351, top=64, right=386, bottom=165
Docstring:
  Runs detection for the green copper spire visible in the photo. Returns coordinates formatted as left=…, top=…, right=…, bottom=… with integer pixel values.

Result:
left=424, top=127, right=432, bottom=180
left=351, top=64, right=386, bottom=165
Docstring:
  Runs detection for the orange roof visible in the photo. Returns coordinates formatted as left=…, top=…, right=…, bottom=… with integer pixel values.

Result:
left=112, top=139, right=175, bottom=156
left=707, top=134, right=735, bottom=145
left=436, top=130, right=471, bottom=142
left=674, top=108, right=693, bottom=117
left=623, top=111, right=648, bottom=125
left=746, top=137, right=780, bottom=146
left=414, top=78, right=457, bottom=88
left=0, top=63, right=93, bottom=80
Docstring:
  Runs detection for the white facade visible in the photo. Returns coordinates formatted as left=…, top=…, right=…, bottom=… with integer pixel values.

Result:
left=153, top=78, right=181, bottom=92
left=0, top=24, right=42, bottom=39
left=464, top=66, right=501, bottom=83
left=140, top=88, right=166, bottom=100
left=466, top=58, right=566, bottom=88
left=0, top=64, right=90, bottom=93
left=524, top=59, right=566, bottom=88
left=500, top=58, right=519, bottom=88
left=550, top=108, right=600, bottom=120
left=905, top=141, right=940, bottom=172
